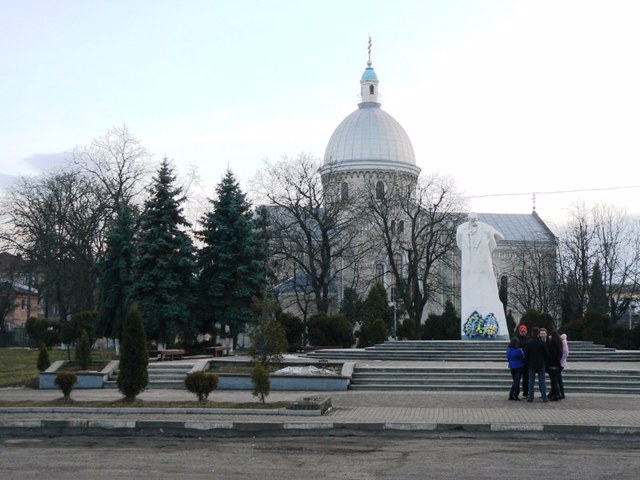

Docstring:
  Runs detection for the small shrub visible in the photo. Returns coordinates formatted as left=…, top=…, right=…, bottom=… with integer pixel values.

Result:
left=248, top=319, right=288, bottom=365
left=358, top=318, right=388, bottom=347
left=251, top=361, right=271, bottom=404
left=37, top=343, right=50, bottom=372
left=277, top=312, right=305, bottom=352
left=54, top=372, right=77, bottom=400
left=75, top=329, right=92, bottom=370
left=307, top=313, right=354, bottom=347
left=184, top=371, right=219, bottom=402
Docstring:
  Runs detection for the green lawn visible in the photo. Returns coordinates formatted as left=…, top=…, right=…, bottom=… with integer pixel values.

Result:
left=0, top=348, right=115, bottom=388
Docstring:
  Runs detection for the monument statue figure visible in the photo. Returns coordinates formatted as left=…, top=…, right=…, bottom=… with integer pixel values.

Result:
left=456, top=213, right=508, bottom=340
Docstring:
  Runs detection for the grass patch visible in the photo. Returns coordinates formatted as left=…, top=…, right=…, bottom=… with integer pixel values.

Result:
left=0, top=347, right=116, bottom=388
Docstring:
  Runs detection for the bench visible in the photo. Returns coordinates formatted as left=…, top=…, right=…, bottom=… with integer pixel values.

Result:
left=157, top=348, right=185, bottom=361
left=204, top=345, right=231, bottom=357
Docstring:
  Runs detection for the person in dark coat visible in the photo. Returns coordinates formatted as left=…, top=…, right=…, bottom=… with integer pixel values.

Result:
left=547, top=331, right=563, bottom=400
left=524, top=327, right=549, bottom=402
left=506, top=337, right=525, bottom=401
left=516, top=324, right=529, bottom=398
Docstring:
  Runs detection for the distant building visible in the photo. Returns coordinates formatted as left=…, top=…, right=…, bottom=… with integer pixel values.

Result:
left=0, top=253, right=39, bottom=330
left=1, top=279, right=39, bottom=330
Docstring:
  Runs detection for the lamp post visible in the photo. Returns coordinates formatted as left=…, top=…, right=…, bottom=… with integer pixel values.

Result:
left=388, top=301, right=397, bottom=340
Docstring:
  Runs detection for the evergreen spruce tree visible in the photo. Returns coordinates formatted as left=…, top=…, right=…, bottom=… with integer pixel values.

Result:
left=132, top=159, right=196, bottom=345
left=561, top=278, right=582, bottom=325
left=196, top=170, right=266, bottom=346
left=97, top=204, right=136, bottom=341
left=588, top=262, right=609, bottom=316
left=360, top=283, right=392, bottom=331
left=118, top=303, right=148, bottom=401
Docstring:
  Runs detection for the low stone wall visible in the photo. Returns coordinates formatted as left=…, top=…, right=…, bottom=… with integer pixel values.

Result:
left=214, top=362, right=354, bottom=391
left=39, top=360, right=118, bottom=389
left=217, top=374, right=349, bottom=391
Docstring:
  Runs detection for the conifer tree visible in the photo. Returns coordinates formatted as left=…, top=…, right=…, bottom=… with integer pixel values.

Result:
left=118, top=303, right=148, bottom=401
left=75, top=329, right=92, bottom=370
left=360, top=283, right=392, bottom=331
left=37, top=343, right=50, bottom=372
left=97, top=205, right=136, bottom=341
left=132, top=159, right=196, bottom=345
left=588, top=262, right=609, bottom=316
left=196, top=170, right=267, bottom=346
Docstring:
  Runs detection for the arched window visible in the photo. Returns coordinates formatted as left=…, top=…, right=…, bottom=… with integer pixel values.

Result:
left=390, top=220, right=396, bottom=234
left=375, top=180, right=385, bottom=200
left=398, top=220, right=404, bottom=234
left=376, top=263, right=385, bottom=279
left=369, top=85, right=375, bottom=95
left=341, top=182, right=349, bottom=201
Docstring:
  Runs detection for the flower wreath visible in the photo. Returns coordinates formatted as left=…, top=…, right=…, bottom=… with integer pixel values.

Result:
left=463, top=311, right=499, bottom=339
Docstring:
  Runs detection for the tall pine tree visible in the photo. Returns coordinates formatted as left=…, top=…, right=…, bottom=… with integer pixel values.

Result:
left=132, top=159, right=196, bottom=345
left=196, top=170, right=266, bottom=347
left=96, top=204, right=136, bottom=341
left=588, top=261, right=609, bottom=316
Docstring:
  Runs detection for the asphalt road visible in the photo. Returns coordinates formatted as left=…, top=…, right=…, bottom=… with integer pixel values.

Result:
left=2, top=434, right=640, bottom=479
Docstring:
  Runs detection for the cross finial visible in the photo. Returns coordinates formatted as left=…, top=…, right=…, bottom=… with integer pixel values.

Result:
left=367, top=35, right=372, bottom=66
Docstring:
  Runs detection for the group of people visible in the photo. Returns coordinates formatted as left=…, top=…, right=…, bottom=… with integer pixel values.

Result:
left=506, top=325, right=569, bottom=402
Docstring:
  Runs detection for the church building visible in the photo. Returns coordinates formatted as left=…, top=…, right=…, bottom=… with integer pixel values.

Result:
left=278, top=45, right=557, bottom=330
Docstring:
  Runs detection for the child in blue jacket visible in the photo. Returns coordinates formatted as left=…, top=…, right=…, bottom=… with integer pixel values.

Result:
left=506, top=337, right=525, bottom=400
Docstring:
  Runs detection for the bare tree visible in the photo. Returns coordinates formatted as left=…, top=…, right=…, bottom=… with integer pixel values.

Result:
left=252, top=154, right=371, bottom=317
left=558, top=202, right=640, bottom=324
left=592, top=204, right=640, bottom=323
left=363, top=172, right=467, bottom=327
left=503, top=239, right=559, bottom=317
left=4, top=169, right=108, bottom=320
left=71, top=125, right=152, bottom=211
left=558, top=203, right=598, bottom=319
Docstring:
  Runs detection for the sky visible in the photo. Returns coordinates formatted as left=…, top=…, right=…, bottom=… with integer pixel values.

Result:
left=1, top=0, right=639, bottom=231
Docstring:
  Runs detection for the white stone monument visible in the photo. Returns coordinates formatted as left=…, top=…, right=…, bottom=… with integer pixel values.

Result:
left=456, top=213, right=509, bottom=340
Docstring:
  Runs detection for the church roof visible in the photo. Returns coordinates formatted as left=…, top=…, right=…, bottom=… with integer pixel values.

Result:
left=324, top=103, right=417, bottom=170
left=321, top=51, right=420, bottom=178
left=478, top=212, right=556, bottom=244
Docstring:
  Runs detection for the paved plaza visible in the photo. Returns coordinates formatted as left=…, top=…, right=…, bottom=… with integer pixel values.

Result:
left=1, top=360, right=639, bottom=437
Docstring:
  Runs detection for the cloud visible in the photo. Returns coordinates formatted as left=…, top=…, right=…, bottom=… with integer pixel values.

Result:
left=20, top=152, right=70, bottom=172
left=0, top=174, right=18, bottom=190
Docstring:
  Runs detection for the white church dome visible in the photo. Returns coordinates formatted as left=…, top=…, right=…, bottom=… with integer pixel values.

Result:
left=322, top=56, right=420, bottom=178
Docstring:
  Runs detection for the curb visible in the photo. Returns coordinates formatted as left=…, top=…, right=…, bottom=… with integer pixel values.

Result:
left=2, top=419, right=640, bottom=437
left=0, top=407, right=322, bottom=416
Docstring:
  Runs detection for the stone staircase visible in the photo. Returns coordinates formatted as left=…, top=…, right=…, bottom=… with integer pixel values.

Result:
left=105, top=361, right=195, bottom=389
left=306, top=340, right=640, bottom=362
left=349, top=365, right=640, bottom=394
left=303, top=340, right=640, bottom=394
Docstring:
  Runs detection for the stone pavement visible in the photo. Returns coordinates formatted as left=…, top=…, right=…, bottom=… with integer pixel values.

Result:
left=1, top=385, right=640, bottom=437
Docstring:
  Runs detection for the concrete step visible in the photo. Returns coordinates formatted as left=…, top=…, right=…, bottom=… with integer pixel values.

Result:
left=107, top=362, right=195, bottom=390
left=348, top=383, right=640, bottom=394
left=349, top=364, right=640, bottom=394
left=307, top=340, right=640, bottom=362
